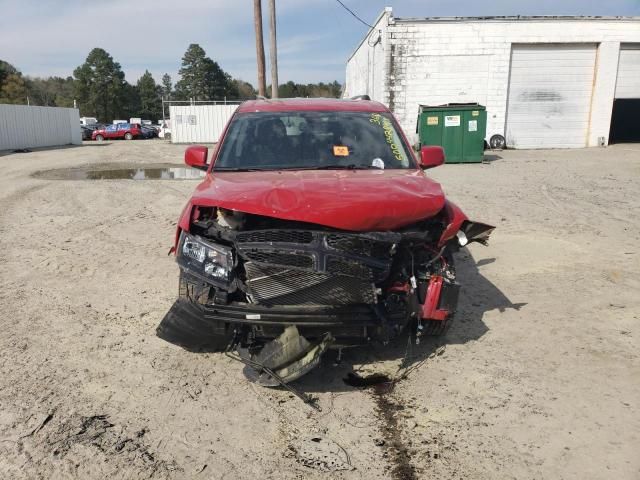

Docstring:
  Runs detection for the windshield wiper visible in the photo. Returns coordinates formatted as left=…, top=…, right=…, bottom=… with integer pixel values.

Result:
left=277, top=164, right=383, bottom=171
left=318, top=164, right=382, bottom=170
left=215, top=165, right=383, bottom=172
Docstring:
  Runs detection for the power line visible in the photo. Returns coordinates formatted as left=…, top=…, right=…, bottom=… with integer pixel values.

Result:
left=334, top=0, right=374, bottom=29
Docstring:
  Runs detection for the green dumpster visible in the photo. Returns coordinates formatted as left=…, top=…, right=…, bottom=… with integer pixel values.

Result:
left=417, top=103, right=487, bottom=163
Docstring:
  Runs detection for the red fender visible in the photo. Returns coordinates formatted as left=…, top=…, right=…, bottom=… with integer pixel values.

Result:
left=437, top=200, right=468, bottom=247
left=173, top=199, right=194, bottom=253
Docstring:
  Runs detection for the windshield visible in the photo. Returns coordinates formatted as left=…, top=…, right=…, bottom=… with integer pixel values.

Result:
left=214, top=111, right=414, bottom=171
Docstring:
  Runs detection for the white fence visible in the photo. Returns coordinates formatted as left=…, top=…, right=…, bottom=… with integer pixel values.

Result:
left=169, top=104, right=238, bottom=144
left=0, top=104, right=82, bottom=150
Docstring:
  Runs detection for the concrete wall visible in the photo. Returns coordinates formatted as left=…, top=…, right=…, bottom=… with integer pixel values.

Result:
left=169, top=104, right=238, bottom=144
left=344, top=8, right=391, bottom=103
left=0, top=104, right=81, bottom=150
left=345, top=11, right=640, bottom=146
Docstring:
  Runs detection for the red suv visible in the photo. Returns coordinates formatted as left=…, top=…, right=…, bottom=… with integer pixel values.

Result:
left=92, top=123, right=142, bottom=141
left=158, top=98, right=493, bottom=387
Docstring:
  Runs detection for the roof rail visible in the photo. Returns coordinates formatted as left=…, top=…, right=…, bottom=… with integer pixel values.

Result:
left=350, top=95, right=371, bottom=101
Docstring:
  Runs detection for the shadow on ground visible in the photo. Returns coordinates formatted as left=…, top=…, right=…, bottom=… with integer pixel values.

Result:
left=0, top=144, right=83, bottom=157
left=483, top=153, right=503, bottom=162
left=157, top=248, right=525, bottom=394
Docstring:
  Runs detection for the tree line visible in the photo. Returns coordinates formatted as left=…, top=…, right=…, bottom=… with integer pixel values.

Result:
left=0, top=45, right=342, bottom=123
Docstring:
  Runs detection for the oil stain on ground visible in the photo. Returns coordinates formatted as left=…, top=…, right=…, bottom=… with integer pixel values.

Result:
left=344, top=372, right=417, bottom=479
left=375, top=392, right=418, bottom=480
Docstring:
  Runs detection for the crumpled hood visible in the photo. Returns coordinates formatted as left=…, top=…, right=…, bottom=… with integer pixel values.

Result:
left=190, top=169, right=446, bottom=231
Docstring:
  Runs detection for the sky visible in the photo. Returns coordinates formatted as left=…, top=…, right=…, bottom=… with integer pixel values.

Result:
left=1, top=0, right=639, bottom=86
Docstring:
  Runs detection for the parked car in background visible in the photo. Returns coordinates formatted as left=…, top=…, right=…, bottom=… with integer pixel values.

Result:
left=92, top=123, right=143, bottom=141
left=80, top=117, right=98, bottom=126
left=141, top=125, right=158, bottom=139
left=81, top=125, right=95, bottom=140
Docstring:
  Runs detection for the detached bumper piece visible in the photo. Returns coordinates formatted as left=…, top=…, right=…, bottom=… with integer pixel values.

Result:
left=156, top=300, right=232, bottom=352
left=239, top=326, right=333, bottom=386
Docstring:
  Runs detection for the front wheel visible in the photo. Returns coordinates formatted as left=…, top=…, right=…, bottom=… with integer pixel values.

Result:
left=124, top=132, right=133, bottom=140
left=95, top=134, right=104, bottom=142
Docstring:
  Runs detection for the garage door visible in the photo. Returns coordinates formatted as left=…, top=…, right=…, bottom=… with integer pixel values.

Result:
left=610, top=45, right=640, bottom=143
left=505, top=44, right=597, bottom=149
left=615, top=45, right=640, bottom=99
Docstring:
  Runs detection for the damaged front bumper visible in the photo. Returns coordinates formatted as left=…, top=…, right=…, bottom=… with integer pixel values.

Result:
left=159, top=213, right=493, bottom=386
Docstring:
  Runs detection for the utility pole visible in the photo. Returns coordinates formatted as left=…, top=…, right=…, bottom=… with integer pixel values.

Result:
left=253, top=0, right=267, bottom=96
left=268, top=0, right=278, bottom=98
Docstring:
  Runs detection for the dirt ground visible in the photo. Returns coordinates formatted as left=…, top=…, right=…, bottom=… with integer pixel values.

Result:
left=0, top=140, right=638, bottom=479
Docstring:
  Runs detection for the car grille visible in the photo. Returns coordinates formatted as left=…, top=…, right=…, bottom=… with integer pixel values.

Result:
left=242, top=250, right=313, bottom=269
left=326, top=256, right=384, bottom=281
left=236, top=230, right=313, bottom=244
left=326, top=234, right=392, bottom=258
left=234, top=229, right=394, bottom=283
left=244, top=262, right=377, bottom=306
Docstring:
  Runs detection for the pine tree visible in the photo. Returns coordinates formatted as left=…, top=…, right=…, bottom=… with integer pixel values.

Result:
left=137, top=70, right=161, bottom=120
left=73, top=48, right=127, bottom=122
left=161, top=73, right=172, bottom=100
left=174, top=44, right=237, bottom=101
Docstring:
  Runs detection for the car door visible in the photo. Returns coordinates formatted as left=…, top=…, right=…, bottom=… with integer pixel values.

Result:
left=105, top=125, right=117, bottom=139
left=117, top=123, right=130, bottom=138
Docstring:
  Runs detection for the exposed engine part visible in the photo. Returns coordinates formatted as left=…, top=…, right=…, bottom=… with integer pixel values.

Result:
left=216, top=208, right=245, bottom=230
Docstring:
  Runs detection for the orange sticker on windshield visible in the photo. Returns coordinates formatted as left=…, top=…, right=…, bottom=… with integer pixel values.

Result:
left=333, top=146, right=349, bottom=156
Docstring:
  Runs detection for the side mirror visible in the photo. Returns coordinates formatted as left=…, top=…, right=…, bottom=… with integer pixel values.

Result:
left=419, top=146, right=445, bottom=169
left=185, top=145, right=209, bottom=171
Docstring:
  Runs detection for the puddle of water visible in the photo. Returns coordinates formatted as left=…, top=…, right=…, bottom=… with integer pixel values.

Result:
left=33, top=163, right=206, bottom=181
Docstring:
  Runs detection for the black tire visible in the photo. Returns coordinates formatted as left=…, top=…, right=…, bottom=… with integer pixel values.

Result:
left=125, top=132, right=133, bottom=140
left=165, top=133, right=171, bottom=141
left=95, top=134, right=104, bottom=142
left=170, top=271, right=232, bottom=352
left=489, top=134, right=506, bottom=150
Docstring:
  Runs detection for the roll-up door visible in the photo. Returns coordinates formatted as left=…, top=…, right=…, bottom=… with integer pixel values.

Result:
left=506, top=44, right=597, bottom=149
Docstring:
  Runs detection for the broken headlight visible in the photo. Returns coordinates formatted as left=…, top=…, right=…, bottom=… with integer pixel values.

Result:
left=178, top=232, right=233, bottom=283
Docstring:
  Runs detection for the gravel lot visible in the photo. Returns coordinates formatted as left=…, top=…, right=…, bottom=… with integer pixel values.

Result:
left=1, top=140, right=638, bottom=479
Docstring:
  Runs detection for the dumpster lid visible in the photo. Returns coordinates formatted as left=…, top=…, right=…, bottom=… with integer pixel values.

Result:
left=419, top=103, right=485, bottom=111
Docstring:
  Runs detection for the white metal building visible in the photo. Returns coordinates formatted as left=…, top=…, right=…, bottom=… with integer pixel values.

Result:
left=168, top=104, right=238, bottom=144
left=0, top=104, right=81, bottom=151
left=344, top=8, right=640, bottom=148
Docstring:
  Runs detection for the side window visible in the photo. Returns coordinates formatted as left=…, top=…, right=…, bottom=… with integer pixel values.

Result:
left=118, top=123, right=130, bottom=130
left=106, top=125, right=116, bottom=132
